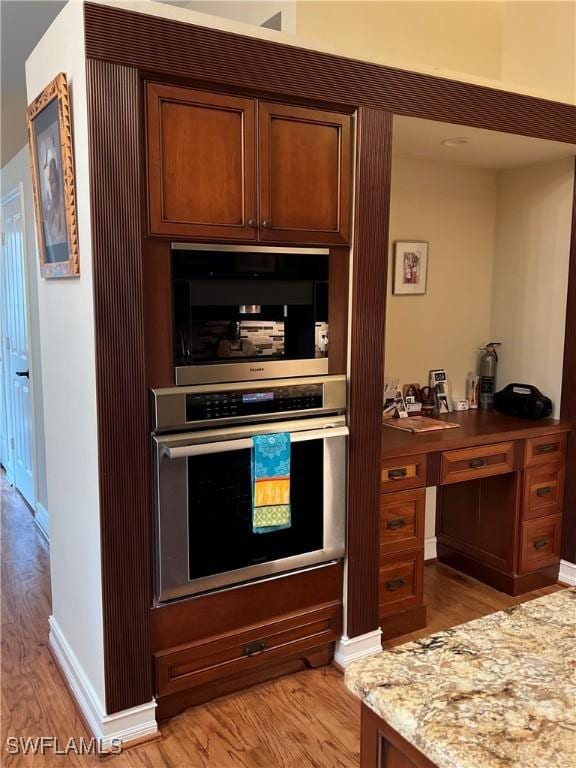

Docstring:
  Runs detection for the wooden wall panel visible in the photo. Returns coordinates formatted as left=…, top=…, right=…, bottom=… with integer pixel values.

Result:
left=84, top=2, right=576, bottom=145
left=560, top=159, right=576, bottom=563
left=86, top=59, right=153, bottom=713
left=346, top=108, right=393, bottom=637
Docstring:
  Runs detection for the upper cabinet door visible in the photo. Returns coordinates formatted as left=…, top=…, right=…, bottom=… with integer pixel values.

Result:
left=258, top=102, right=352, bottom=245
left=146, top=83, right=257, bottom=240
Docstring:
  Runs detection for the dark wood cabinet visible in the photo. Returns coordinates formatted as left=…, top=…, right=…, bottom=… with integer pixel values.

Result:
left=146, top=83, right=257, bottom=240
left=151, top=562, right=343, bottom=718
left=380, top=417, right=570, bottom=638
left=379, top=485, right=427, bottom=640
left=146, top=83, right=352, bottom=245
left=258, top=102, right=351, bottom=244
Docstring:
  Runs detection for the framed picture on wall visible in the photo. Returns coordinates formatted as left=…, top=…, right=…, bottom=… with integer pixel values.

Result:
left=393, top=241, right=428, bottom=295
left=27, top=73, right=79, bottom=278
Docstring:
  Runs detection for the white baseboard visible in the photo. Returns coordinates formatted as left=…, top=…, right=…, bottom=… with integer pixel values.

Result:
left=425, top=536, right=437, bottom=561
left=334, top=629, right=383, bottom=668
left=48, top=616, right=158, bottom=750
left=35, top=503, right=49, bottom=541
left=559, top=559, right=576, bottom=587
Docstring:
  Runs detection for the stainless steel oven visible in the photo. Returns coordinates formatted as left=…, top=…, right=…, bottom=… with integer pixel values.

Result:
left=171, top=244, right=331, bottom=385
left=151, top=376, right=347, bottom=603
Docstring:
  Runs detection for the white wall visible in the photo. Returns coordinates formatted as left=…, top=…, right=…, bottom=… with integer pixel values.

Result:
left=501, top=1, right=575, bottom=106
left=386, top=157, right=498, bottom=399
left=176, top=1, right=296, bottom=32
left=25, top=0, right=106, bottom=708
left=1, top=147, right=48, bottom=513
left=491, top=158, right=574, bottom=416
left=297, top=1, right=576, bottom=105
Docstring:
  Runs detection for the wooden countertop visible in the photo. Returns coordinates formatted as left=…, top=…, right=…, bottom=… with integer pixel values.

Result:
left=381, top=410, right=571, bottom=459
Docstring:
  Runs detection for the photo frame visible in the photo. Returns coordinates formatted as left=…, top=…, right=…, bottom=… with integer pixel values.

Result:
left=27, top=73, right=79, bottom=278
left=393, top=241, right=428, bottom=295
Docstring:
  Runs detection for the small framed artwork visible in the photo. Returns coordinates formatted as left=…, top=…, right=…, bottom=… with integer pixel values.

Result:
left=27, top=73, right=79, bottom=278
left=393, top=241, right=428, bottom=295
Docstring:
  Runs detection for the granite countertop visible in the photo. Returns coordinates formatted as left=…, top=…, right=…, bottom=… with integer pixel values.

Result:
left=346, top=589, right=576, bottom=768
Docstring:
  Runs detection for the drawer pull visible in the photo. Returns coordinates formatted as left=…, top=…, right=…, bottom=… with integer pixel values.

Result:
left=469, top=458, right=488, bottom=469
left=385, top=577, right=407, bottom=592
left=388, top=468, right=408, bottom=480
left=536, top=444, right=555, bottom=455
left=243, top=640, right=267, bottom=657
left=533, top=538, right=549, bottom=550
left=536, top=487, right=552, bottom=497
left=386, top=517, right=406, bottom=530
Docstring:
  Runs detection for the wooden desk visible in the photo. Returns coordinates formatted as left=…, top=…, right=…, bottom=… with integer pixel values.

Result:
left=380, top=411, right=570, bottom=639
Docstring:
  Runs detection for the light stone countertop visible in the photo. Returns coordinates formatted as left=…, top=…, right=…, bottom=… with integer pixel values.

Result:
left=345, top=588, right=576, bottom=768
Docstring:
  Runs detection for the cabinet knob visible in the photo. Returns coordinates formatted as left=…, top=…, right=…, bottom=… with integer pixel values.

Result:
left=533, top=538, right=549, bottom=550
left=243, top=640, right=267, bottom=657
left=262, top=218, right=272, bottom=229
left=536, top=444, right=555, bottom=454
left=388, top=468, right=407, bottom=480
left=247, top=217, right=258, bottom=228
left=536, top=486, right=552, bottom=497
left=385, top=578, right=406, bottom=592
left=469, top=458, right=487, bottom=469
left=386, top=517, right=406, bottom=530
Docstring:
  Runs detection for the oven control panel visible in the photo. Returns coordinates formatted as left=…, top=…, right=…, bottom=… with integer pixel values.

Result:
left=151, top=375, right=347, bottom=433
left=186, top=384, right=322, bottom=422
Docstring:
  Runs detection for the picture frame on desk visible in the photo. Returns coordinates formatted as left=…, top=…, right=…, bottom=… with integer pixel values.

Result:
left=393, top=241, right=428, bottom=295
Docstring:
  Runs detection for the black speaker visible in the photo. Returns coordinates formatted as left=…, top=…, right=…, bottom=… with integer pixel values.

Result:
left=493, top=383, right=552, bottom=419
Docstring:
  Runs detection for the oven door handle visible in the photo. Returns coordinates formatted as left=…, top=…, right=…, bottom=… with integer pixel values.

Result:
left=160, top=426, right=349, bottom=460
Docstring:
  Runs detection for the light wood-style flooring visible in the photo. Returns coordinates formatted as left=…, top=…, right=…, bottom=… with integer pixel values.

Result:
left=1, top=471, right=562, bottom=767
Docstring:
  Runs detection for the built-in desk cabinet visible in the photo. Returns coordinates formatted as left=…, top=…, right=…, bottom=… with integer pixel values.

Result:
left=146, top=82, right=352, bottom=245
left=380, top=416, right=569, bottom=641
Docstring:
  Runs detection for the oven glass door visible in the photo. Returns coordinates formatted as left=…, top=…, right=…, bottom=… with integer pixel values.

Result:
left=187, top=440, right=323, bottom=579
left=154, top=419, right=347, bottom=602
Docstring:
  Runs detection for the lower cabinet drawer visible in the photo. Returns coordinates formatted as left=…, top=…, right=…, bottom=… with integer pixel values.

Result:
left=381, top=454, right=427, bottom=492
left=525, top=433, right=567, bottom=467
left=154, top=603, right=340, bottom=697
left=440, top=442, right=514, bottom=485
left=380, top=488, right=425, bottom=555
left=519, top=515, right=562, bottom=574
left=379, top=551, right=424, bottom=616
left=523, top=463, right=565, bottom=521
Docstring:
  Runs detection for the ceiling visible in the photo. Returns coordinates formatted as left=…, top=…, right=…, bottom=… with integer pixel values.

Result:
left=0, top=1, right=66, bottom=94
left=393, top=115, right=576, bottom=170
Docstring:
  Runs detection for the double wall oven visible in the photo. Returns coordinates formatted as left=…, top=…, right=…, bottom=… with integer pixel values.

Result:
left=151, top=244, right=348, bottom=605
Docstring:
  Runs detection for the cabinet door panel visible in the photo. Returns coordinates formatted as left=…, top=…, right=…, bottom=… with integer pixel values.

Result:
left=147, top=83, right=257, bottom=239
left=258, top=102, right=351, bottom=244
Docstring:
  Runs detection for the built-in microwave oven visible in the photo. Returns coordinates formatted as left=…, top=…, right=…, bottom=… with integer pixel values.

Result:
left=171, top=244, right=330, bottom=385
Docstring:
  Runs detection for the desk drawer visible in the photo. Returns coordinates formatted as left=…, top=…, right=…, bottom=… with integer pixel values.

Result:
left=525, top=433, right=567, bottom=467
left=155, top=604, right=340, bottom=697
left=381, top=454, right=427, bottom=492
left=440, top=442, right=514, bottom=485
left=379, top=551, right=423, bottom=616
left=523, top=463, right=565, bottom=521
left=519, top=515, right=561, bottom=574
left=380, top=489, right=425, bottom=555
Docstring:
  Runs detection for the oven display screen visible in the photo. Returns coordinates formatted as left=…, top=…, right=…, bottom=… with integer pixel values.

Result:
left=242, top=392, right=275, bottom=403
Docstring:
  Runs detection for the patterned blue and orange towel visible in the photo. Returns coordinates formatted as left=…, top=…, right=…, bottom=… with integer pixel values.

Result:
left=252, top=433, right=291, bottom=534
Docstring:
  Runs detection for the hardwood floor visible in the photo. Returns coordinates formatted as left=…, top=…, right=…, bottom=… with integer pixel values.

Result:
left=0, top=470, right=563, bottom=767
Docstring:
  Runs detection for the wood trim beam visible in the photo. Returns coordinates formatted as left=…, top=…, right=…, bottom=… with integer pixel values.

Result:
left=560, top=158, right=576, bottom=563
left=86, top=59, right=153, bottom=713
left=84, top=2, right=576, bottom=145
left=347, top=107, right=392, bottom=637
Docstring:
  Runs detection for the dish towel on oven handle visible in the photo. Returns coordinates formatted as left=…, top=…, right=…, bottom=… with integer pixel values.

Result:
left=252, top=433, right=291, bottom=534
